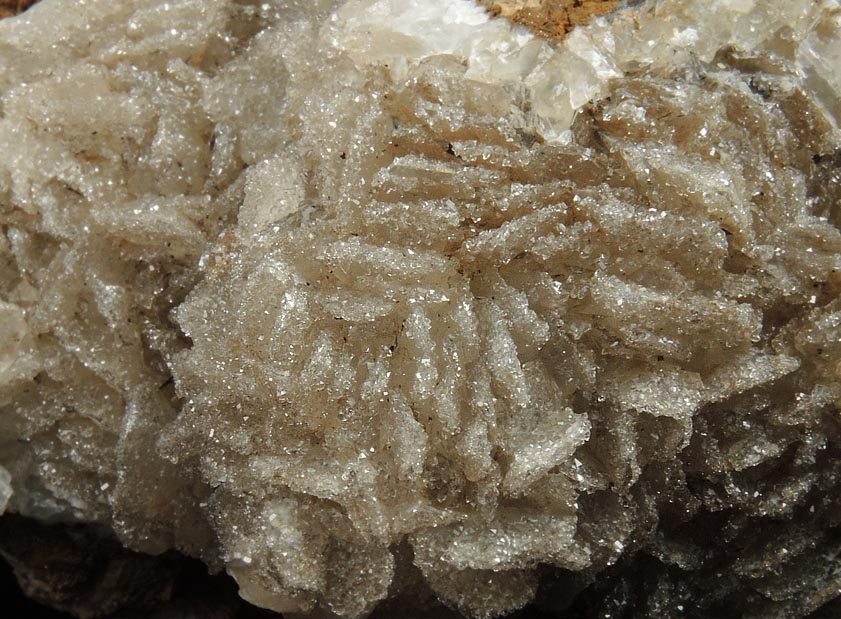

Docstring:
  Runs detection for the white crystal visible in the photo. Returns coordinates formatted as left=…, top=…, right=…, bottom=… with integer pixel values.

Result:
left=0, top=0, right=840, bottom=617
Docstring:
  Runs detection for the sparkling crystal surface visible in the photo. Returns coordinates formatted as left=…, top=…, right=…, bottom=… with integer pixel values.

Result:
left=0, top=0, right=840, bottom=617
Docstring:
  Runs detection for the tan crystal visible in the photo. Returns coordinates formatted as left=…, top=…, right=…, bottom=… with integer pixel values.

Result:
left=0, top=0, right=840, bottom=617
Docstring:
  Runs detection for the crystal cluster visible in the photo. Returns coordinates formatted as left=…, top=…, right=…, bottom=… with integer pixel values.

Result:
left=0, top=0, right=840, bottom=617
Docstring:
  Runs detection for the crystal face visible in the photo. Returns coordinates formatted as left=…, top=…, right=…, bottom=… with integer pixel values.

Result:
left=1, top=1, right=840, bottom=618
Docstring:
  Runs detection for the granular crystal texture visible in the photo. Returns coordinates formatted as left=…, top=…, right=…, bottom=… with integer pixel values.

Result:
left=1, top=0, right=840, bottom=618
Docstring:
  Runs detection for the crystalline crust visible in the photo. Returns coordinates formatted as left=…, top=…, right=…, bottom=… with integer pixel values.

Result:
left=1, top=0, right=840, bottom=617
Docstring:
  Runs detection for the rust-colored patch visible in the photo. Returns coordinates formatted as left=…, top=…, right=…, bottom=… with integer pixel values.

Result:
left=480, top=0, right=622, bottom=42
left=0, top=0, right=39, bottom=19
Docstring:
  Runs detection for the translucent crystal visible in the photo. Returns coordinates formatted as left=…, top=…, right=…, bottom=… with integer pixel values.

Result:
left=0, top=0, right=840, bottom=617
left=0, top=465, right=11, bottom=514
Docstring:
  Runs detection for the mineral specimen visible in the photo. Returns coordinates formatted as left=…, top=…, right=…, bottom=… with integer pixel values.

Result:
left=1, top=0, right=840, bottom=617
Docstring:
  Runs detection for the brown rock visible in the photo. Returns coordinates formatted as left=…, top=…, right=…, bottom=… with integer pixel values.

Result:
left=480, top=0, right=622, bottom=41
left=0, top=0, right=38, bottom=19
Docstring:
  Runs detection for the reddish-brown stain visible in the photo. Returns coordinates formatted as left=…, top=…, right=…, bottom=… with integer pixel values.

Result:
left=480, top=0, right=621, bottom=41
left=0, top=0, right=39, bottom=19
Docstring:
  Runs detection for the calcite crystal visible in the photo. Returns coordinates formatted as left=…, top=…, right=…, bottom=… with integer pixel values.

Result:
left=1, top=0, right=840, bottom=617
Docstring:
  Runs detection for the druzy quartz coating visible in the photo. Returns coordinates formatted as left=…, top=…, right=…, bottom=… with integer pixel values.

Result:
left=0, top=0, right=840, bottom=617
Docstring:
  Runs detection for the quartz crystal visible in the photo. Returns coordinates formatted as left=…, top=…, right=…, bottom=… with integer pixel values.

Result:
left=1, top=0, right=840, bottom=617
